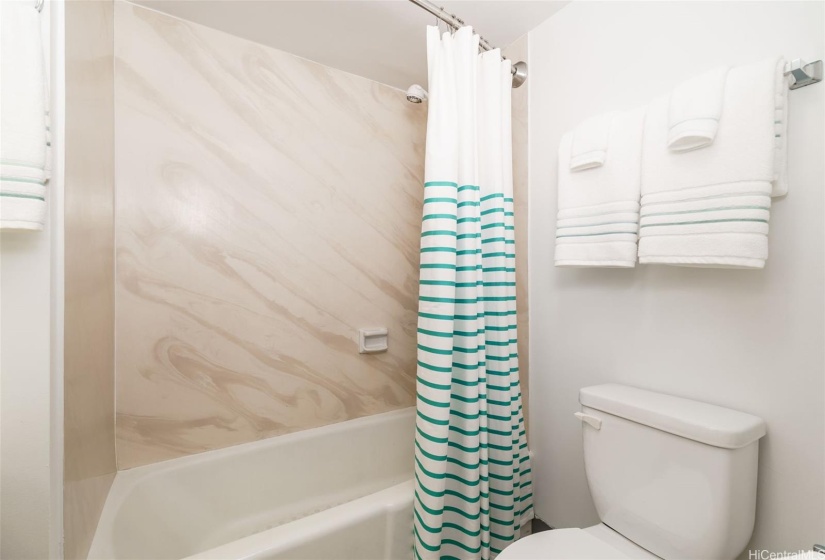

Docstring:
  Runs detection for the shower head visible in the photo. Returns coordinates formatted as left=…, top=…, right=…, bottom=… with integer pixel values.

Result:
left=406, top=84, right=428, bottom=104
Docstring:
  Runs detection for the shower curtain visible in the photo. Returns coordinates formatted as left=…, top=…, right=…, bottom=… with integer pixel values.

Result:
left=414, top=26, right=533, bottom=560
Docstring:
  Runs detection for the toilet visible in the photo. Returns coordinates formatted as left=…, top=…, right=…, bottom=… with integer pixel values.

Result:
left=500, top=384, right=767, bottom=560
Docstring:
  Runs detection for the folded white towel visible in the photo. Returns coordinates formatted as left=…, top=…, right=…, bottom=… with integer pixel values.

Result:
left=772, top=61, right=789, bottom=196
left=1, top=1, right=49, bottom=231
left=569, top=112, right=616, bottom=171
left=639, top=57, right=785, bottom=269
left=556, top=107, right=646, bottom=267
left=668, top=66, right=728, bottom=152
left=640, top=233, right=770, bottom=269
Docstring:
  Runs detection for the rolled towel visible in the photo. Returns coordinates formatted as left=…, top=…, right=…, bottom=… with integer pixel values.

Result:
left=639, top=57, right=785, bottom=269
left=667, top=66, right=728, bottom=152
left=0, top=0, right=49, bottom=231
left=569, top=112, right=616, bottom=172
left=556, top=107, right=646, bottom=267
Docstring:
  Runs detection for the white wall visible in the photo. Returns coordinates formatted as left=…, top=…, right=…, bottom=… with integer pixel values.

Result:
left=0, top=221, right=52, bottom=560
left=0, top=1, right=63, bottom=557
left=528, top=1, right=824, bottom=554
left=49, top=0, right=66, bottom=555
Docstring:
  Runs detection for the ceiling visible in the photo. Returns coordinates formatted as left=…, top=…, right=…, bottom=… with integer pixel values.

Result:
left=132, top=0, right=569, bottom=90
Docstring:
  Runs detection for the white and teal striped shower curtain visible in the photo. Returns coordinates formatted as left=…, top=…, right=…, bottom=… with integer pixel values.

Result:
left=413, top=26, right=533, bottom=560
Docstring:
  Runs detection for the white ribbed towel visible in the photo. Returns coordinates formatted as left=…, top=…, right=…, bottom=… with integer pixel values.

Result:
left=772, top=60, right=789, bottom=196
left=639, top=57, right=785, bottom=269
left=569, top=112, right=616, bottom=172
left=668, top=65, right=728, bottom=152
left=556, top=107, right=646, bottom=267
left=1, top=0, right=49, bottom=231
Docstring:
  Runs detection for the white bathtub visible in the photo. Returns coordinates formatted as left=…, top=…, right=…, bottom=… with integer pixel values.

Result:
left=89, top=408, right=415, bottom=560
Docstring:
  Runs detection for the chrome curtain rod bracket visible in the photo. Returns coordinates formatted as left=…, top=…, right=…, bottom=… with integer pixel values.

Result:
left=407, top=0, right=527, bottom=88
left=512, top=61, right=528, bottom=89
left=785, top=58, right=823, bottom=90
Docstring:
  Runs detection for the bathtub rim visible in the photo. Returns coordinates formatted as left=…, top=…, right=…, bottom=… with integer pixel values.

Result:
left=185, top=477, right=535, bottom=560
left=185, top=479, right=416, bottom=560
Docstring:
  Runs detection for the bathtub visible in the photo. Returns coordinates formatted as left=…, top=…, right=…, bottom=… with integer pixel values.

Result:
left=88, top=408, right=415, bottom=560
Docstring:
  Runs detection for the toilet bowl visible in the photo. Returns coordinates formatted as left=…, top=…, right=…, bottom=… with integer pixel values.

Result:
left=499, top=384, right=767, bottom=560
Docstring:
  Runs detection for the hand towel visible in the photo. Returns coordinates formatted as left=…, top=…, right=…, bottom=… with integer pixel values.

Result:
left=1, top=0, right=49, bottom=231
left=569, top=112, right=616, bottom=172
left=667, top=66, right=728, bottom=152
left=639, top=57, right=786, bottom=269
left=556, top=107, right=646, bottom=267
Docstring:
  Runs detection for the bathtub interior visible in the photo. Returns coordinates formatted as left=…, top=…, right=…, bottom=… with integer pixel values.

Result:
left=91, top=408, right=415, bottom=559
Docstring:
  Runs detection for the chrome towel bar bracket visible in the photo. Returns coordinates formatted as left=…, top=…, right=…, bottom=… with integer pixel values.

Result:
left=785, top=58, right=823, bottom=89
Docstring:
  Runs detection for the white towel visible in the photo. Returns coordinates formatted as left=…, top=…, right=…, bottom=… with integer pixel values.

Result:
left=639, top=57, right=785, bottom=269
left=569, top=112, right=616, bottom=172
left=667, top=66, right=728, bottom=152
left=556, top=107, right=646, bottom=267
left=772, top=61, right=789, bottom=196
left=1, top=0, right=49, bottom=231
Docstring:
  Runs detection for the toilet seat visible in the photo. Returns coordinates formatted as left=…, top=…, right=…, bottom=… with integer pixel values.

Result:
left=498, top=524, right=660, bottom=560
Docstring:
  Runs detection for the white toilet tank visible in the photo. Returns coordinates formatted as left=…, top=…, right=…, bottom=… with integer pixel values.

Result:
left=579, top=384, right=767, bottom=560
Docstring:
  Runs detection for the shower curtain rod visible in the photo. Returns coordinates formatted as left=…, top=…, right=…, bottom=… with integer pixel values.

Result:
left=407, top=0, right=528, bottom=88
left=408, top=0, right=495, bottom=51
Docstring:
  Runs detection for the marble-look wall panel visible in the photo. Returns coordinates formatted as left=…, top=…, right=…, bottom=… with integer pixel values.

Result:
left=503, top=35, right=530, bottom=434
left=114, top=2, right=427, bottom=469
left=63, top=1, right=117, bottom=558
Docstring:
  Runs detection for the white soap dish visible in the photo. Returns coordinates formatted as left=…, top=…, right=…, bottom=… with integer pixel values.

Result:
left=358, top=328, right=388, bottom=354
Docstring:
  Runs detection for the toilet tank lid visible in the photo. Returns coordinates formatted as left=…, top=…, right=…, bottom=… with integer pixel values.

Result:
left=579, top=384, right=767, bottom=449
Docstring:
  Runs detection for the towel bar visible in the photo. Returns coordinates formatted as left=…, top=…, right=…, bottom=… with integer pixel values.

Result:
left=784, top=58, right=823, bottom=89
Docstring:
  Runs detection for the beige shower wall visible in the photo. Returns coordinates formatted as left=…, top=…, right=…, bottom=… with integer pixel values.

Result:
left=113, top=2, right=531, bottom=470
left=503, top=35, right=530, bottom=431
left=63, top=1, right=117, bottom=558
left=113, top=2, right=428, bottom=469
